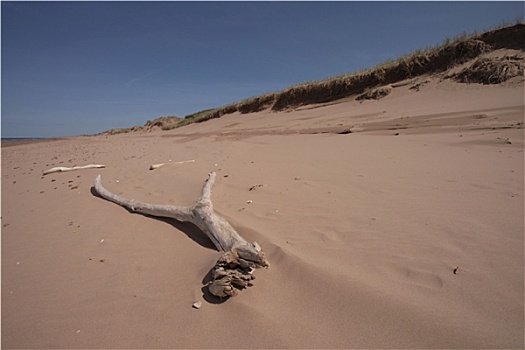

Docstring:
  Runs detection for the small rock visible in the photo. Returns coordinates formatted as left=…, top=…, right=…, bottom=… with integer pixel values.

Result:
left=247, top=200, right=253, bottom=204
left=249, top=184, right=264, bottom=191
left=192, top=301, right=202, bottom=309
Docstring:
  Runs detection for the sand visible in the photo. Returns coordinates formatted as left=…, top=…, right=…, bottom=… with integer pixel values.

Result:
left=2, top=74, right=524, bottom=348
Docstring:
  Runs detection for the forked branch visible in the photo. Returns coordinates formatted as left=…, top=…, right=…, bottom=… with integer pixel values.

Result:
left=93, top=172, right=269, bottom=298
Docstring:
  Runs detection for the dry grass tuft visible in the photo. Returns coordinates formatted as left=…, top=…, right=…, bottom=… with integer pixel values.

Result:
left=451, top=55, right=524, bottom=84
left=356, top=86, right=392, bottom=101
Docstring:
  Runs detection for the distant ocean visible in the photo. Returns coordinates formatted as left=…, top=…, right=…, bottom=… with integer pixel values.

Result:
left=1, top=137, right=60, bottom=146
left=2, top=137, right=49, bottom=141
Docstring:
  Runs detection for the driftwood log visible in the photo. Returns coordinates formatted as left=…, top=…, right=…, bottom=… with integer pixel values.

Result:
left=93, top=172, right=269, bottom=298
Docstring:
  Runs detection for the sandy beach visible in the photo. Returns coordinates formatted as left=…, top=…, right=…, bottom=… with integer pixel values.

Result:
left=2, top=72, right=524, bottom=348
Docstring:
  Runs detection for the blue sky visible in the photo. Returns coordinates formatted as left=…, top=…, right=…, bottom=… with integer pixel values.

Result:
left=2, top=1, right=523, bottom=138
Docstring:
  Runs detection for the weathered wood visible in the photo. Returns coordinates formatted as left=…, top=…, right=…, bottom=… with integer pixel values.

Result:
left=93, top=172, right=269, bottom=298
left=149, top=159, right=195, bottom=170
left=43, top=164, right=105, bottom=175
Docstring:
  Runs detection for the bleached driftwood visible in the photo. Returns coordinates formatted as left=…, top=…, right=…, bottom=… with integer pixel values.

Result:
left=43, top=164, right=106, bottom=175
left=93, top=171, right=269, bottom=298
left=149, top=159, right=195, bottom=170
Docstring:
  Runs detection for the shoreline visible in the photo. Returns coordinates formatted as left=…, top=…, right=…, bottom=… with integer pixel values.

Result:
left=1, top=137, right=70, bottom=148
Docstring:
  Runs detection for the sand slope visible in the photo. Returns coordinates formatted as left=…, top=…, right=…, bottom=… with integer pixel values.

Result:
left=2, top=75, right=524, bottom=348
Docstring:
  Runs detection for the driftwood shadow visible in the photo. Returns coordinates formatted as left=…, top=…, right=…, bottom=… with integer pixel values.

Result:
left=91, top=185, right=223, bottom=303
left=90, top=186, right=216, bottom=250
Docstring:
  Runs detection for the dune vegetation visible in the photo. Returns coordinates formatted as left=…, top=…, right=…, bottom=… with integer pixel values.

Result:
left=103, top=22, right=524, bottom=135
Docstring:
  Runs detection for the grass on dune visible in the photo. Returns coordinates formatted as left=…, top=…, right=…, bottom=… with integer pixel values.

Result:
left=108, top=21, right=525, bottom=134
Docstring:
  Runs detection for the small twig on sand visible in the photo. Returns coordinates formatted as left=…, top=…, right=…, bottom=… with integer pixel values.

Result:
left=149, top=159, right=195, bottom=170
left=43, top=164, right=106, bottom=175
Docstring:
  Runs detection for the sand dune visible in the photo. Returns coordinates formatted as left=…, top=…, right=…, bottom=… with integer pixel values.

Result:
left=2, top=73, right=523, bottom=348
